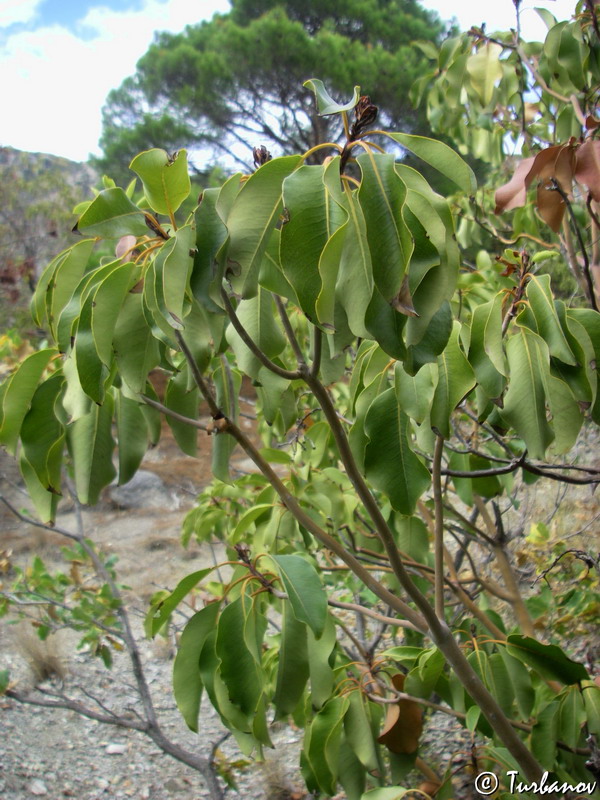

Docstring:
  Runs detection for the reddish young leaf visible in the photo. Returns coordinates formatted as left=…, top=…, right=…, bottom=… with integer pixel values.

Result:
left=575, top=140, right=600, bottom=201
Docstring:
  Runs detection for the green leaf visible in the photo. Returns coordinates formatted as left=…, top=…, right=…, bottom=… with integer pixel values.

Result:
left=129, top=148, right=191, bottom=216
left=386, top=133, right=477, bottom=194
left=273, top=600, right=309, bottom=718
left=501, top=328, right=554, bottom=459
left=344, top=691, right=379, bottom=771
left=153, top=224, right=195, bottom=328
left=335, top=188, right=374, bottom=338
left=225, top=289, right=286, bottom=379
left=525, top=275, right=577, bottom=365
left=115, top=391, right=148, bottom=485
left=557, top=685, right=586, bottom=748
left=0, top=349, right=56, bottom=455
left=357, top=153, right=413, bottom=300
left=307, top=695, right=349, bottom=795
left=146, top=568, right=214, bottom=637
left=430, top=321, right=476, bottom=438
left=113, top=293, right=160, bottom=394
left=164, top=368, right=199, bottom=457
left=487, top=653, right=514, bottom=716
left=303, top=79, right=360, bottom=115
left=307, top=615, right=336, bottom=709
left=32, top=239, right=95, bottom=333
left=76, top=187, right=148, bottom=238
left=216, top=597, right=264, bottom=717
left=506, top=635, right=588, bottom=685
left=364, top=388, right=431, bottom=515
left=530, top=701, right=558, bottom=769
left=280, top=164, right=336, bottom=319
left=468, top=293, right=507, bottom=398
left=211, top=357, right=240, bottom=483
left=395, top=363, right=437, bottom=424
left=273, top=555, right=327, bottom=638
left=581, top=681, right=600, bottom=736
left=19, top=374, right=65, bottom=494
left=360, top=788, right=409, bottom=800
left=225, top=155, right=303, bottom=299
left=91, top=262, right=137, bottom=365
left=466, top=42, right=503, bottom=105
left=19, top=452, right=59, bottom=523
left=173, top=602, right=220, bottom=731
left=67, top=394, right=117, bottom=505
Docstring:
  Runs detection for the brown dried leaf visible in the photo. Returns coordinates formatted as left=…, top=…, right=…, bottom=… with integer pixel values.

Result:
left=377, top=674, right=423, bottom=754
left=585, top=115, right=600, bottom=131
left=390, top=275, right=418, bottom=317
left=537, top=180, right=566, bottom=232
left=494, top=156, right=535, bottom=214
left=575, top=140, right=600, bottom=201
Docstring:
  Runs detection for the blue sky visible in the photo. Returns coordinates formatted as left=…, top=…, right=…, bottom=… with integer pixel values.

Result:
left=0, top=0, right=577, bottom=163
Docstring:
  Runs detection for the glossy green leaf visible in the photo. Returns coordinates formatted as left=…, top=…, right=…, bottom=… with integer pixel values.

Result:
left=303, top=78, right=360, bottom=115
left=387, top=133, right=477, bottom=194
left=75, top=187, right=148, bottom=238
left=273, top=555, right=327, bottom=638
left=19, top=374, right=64, bottom=494
left=19, top=451, right=59, bottom=523
left=501, top=328, right=554, bottom=459
left=280, top=165, right=329, bottom=319
left=152, top=224, right=195, bottom=328
left=525, top=275, right=577, bottom=365
left=468, top=293, right=507, bottom=398
left=216, top=597, right=264, bottom=717
left=225, top=155, right=303, bottom=299
left=530, top=701, right=559, bottom=769
left=211, top=357, right=241, bottom=483
left=357, top=153, right=412, bottom=300
left=506, top=635, right=588, bottom=685
left=487, top=653, right=514, bottom=716
left=191, top=187, right=228, bottom=312
left=360, top=788, right=409, bottom=800
left=335, top=188, right=374, bottom=338
left=129, top=148, right=191, bottom=216
left=0, top=349, right=56, bottom=455
left=273, top=600, right=309, bottom=718
left=307, top=695, right=349, bottom=795
left=307, top=615, right=336, bottom=709
left=115, top=391, right=148, bottom=485
left=113, top=293, right=160, bottom=394
left=173, top=602, right=220, bottom=731
left=164, top=368, right=199, bottom=457
left=338, top=737, right=366, bottom=800
left=364, top=388, right=430, bottom=515
left=557, top=685, right=586, bottom=748
left=430, top=321, right=476, bottom=437
left=395, top=363, right=437, bottom=424
left=32, top=239, right=95, bottom=333
left=68, top=393, right=116, bottom=505
left=225, top=289, right=286, bottom=379
left=344, top=691, right=379, bottom=771
left=581, top=681, right=600, bottom=736
left=146, top=568, right=214, bottom=637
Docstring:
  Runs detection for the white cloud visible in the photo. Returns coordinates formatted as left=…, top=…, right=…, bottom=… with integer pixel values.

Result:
left=0, top=0, right=42, bottom=28
left=1, top=0, right=228, bottom=161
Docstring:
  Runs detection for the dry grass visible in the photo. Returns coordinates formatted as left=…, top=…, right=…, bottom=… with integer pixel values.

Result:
left=14, top=620, right=67, bottom=684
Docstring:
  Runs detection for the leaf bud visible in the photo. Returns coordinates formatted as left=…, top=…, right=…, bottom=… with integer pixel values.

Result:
left=253, top=146, right=272, bottom=169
